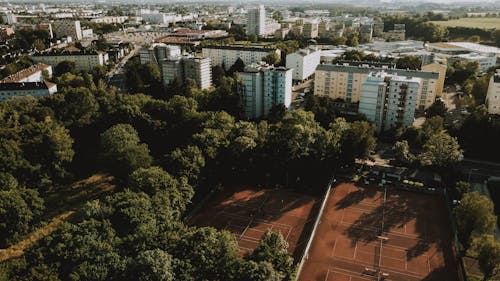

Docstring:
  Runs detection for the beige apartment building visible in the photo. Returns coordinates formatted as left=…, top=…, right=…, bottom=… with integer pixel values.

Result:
left=421, top=62, right=447, bottom=96
left=314, top=63, right=441, bottom=110
left=486, top=70, right=500, bottom=115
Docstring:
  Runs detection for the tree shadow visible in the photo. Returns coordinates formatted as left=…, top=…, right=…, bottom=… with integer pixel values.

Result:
left=343, top=196, right=413, bottom=246
left=334, top=187, right=379, bottom=210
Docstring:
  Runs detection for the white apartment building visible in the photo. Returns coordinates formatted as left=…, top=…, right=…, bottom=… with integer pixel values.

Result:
left=359, top=72, right=420, bottom=132
left=286, top=47, right=320, bottom=81
left=32, top=51, right=109, bottom=72
left=314, top=63, right=440, bottom=110
left=240, top=62, right=293, bottom=119
left=0, top=81, right=57, bottom=102
left=91, top=16, right=128, bottom=24
left=140, top=44, right=181, bottom=65
left=161, top=56, right=212, bottom=90
left=202, top=45, right=281, bottom=71
left=486, top=70, right=500, bottom=115
left=303, top=22, right=319, bottom=39
left=452, top=53, right=497, bottom=73
left=246, top=5, right=266, bottom=36
left=0, top=63, right=52, bottom=83
left=53, top=20, right=82, bottom=40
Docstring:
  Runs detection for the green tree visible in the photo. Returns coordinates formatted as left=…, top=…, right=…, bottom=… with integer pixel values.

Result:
left=100, top=124, right=152, bottom=178
left=54, top=61, right=76, bottom=77
left=237, top=261, right=283, bottom=281
left=164, top=145, right=205, bottom=182
left=420, top=131, right=463, bottom=168
left=0, top=188, right=44, bottom=247
left=393, top=140, right=415, bottom=164
left=456, top=181, right=471, bottom=197
left=396, top=56, right=422, bottom=70
left=469, top=234, right=500, bottom=280
left=454, top=192, right=496, bottom=247
left=249, top=230, right=295, bottom=280
left=132, top=249, right=175, bottom=281
left=263, top=52, right=281, bottom=66
left=426, top=99, right=447, bottom=118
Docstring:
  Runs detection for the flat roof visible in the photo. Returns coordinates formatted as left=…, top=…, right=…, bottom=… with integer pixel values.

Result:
left=202, top=45, right=278, bottom=52
left=0, top=81, right=53, bottom=91
left=316, top=64, right=440, bottom=79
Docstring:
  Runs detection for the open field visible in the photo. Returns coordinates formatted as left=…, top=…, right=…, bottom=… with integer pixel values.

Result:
left=298, top=182, right=458, bottom=281
left=430, top=18, right=500, bottom=29
left=188, top=185, right=320, bottom=259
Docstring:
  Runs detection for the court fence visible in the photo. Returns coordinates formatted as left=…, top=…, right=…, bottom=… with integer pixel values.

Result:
left=294, top=177, right=335, bottom=280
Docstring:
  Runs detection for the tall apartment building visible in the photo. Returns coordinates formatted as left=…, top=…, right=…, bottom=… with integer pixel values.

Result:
left=359, top=72, right=420, bottom=132
left=486, top=70, right=500, bottom=115
left=359, top=24, right=373, bottom=43
left=421, top=61, right=447, bottom=96
left=303, top=22, right=319, bottom=39
left=246, top=5, right=266, bottom=36
left=286, top=47, right=320, bottom=81
left=314, top=63, right=440, bottom=110
left=240, top=62, right=293, bottom=119
left=161, top=56, right=212, bottom=90
left=91, top=16, right=128, bottom=24
left=202, top=45, right=281, bottom=71
left=139, top=44, right=181, bottom=65
left=32, top=51, right=109, bottom=72
left=0, top=81, right=57, bottom=102
left=0, top=63, right=52, bottom=83
left=53, top=20, right=82, bottom=40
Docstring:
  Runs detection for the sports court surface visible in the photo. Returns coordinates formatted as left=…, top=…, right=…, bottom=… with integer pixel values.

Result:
left=188, top=186, right=319, bottom=258
left=299, top=182, right=458, bottom=281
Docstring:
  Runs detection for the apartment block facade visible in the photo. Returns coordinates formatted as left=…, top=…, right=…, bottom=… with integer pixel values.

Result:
left=240, top=63, right=292, bottom=119
left=246, top=5, right=266, bottom=36
left=0, top=81, right=57, bottom=102
left=202, top=45, right=281, bottom=71
left=53, top=20, right=82, bottom=40
left=486, top=70, right=500, bottom=115
left=359, top=72, right=420, bottom=132
left=286, top=47, right=320, bottom=81
left=161, top=56, right=212, bottom=90
left=314, top=63, right=440, bottom=110
left=32, top=51, right=109, bottom=72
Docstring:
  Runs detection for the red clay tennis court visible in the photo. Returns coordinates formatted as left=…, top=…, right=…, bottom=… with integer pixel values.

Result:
left=188, top=186, right=319, bottom=258
left=299, top=182, right=458, bottom=281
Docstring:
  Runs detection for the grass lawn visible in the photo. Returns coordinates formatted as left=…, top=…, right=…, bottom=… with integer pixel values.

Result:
left=430, top=18, right=500, bottom=29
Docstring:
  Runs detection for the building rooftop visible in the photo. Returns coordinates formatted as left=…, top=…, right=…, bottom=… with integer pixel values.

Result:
left=0, top=63, right=51, bottom=83
left=202, top=45, right=278, bottom=52
left=316, top=63, right=439, bottom=79
left=0, top=81, right=54, bottom=91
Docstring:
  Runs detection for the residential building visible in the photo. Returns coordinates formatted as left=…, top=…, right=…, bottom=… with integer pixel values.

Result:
left=314, top=62, right=440, bottom=110
left=161, top=56, right=212, bottom=90
left=359, top=71, right=420, bottom=132
left=274, top=28, right=290, bottom=40
left=202, top=45, right=281, bottom=71
left=32, top=50, right=108, bottom=72
left=0, top=81, right=57, bottom=102
left=139, top=44, right=181, bottom=65
left=303, top=22, right=319, bottom=39
left=240, top=62, right=292, bottom=119
left=286, top=47, right=320, bottom=81
left=359, top=24, right=373, bottom=43
left=246, top=5, right=266, bottom=36
left=91, top=16, right=128, bottom=24
left=81, top=28, right=93, bottom=38
left=0, top=63, right=52, bottom=83
left=53, top=20, right=82, bottom=40
left=183, top=57, right=212, bottom=90
left=451, top=53, right=497, bottom=73
left=486, top=70, right=500, bottom=115
left=421, top=61, right=447, bottom=96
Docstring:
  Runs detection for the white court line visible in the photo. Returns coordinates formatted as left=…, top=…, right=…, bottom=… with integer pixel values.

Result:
left=330, top=255, right=423, bottom=279
left=285, top=226, right=293, bottom=241
left=326, top=268, right=381, bottom=281
left=354, top=241, right=358, bottom=259
left=331, top=237, right=338, bottom=257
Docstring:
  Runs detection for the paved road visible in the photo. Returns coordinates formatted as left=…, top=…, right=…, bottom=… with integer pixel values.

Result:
left=106, top=45, right=140, bottom=92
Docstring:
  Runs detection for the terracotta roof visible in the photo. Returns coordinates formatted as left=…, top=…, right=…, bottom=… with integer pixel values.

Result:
left=0, top=63, right=51, bottom=83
